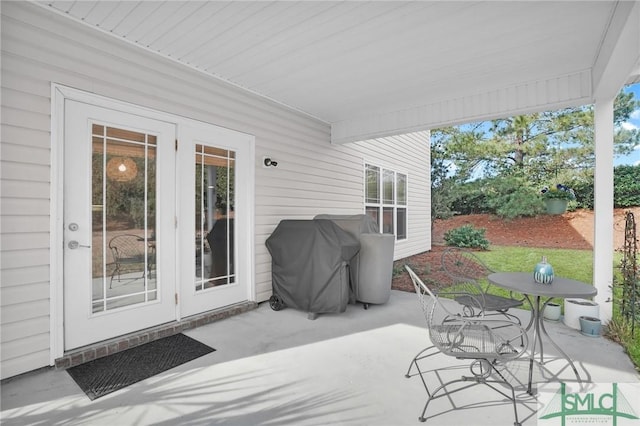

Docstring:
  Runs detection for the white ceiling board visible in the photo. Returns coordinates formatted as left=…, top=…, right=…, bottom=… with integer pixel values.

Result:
left=95, top=2, right=140, bottom=31
left=177, top=2, right=275, bottom=64
left=120, top=2, right=188, bottom=44
left=143, top=3, right=217, bottom=52
left=38, top=1, right=640, bottom=142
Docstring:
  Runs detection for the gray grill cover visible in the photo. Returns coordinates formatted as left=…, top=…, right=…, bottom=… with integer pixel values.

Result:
left=314, top=214, right=380, bottom=235
left=315, top=214, right=395, bottom=305
left=265, top=220, right=360, bottom=314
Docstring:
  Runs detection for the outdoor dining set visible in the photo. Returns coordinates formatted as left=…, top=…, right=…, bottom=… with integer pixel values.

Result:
left=404, top=248, right=597, bottom=426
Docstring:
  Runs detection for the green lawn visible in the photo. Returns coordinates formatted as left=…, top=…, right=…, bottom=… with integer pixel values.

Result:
left=477, top=246, right=594, bottom=283
left=472, top=245, right=639, bottom=370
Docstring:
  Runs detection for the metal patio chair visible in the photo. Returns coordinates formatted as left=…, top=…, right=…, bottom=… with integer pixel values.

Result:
left=108, top=234, right=153, bottom=288
left=405, top=265, right=528, bottom=426
left=441, top=248, right=525, bottom=323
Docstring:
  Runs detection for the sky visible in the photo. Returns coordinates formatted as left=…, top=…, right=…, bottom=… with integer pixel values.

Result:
left=618, top=82, right=640, bottom=166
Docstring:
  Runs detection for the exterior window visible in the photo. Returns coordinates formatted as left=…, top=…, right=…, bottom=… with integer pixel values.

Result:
left=383, top=170, right=394, bottom=204
left=365, top=165, right=380, bottom=203
left=364, top=163, right=407, bottom=240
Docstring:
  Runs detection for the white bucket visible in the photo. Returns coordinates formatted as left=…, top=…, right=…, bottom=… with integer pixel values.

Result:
left=543, top=302, right=562, bottom=321
left=564, top=298, right=599, bottom=330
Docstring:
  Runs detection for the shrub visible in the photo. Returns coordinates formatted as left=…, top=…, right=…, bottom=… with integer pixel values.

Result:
left=431, top=183, right=456, bottom=220
left=450, top=175, right=547, bottom=218
left=494, top=191, right=546, bottom=219
left=566, top=176, right=594, bottom=209
left=567, top=166, right=640, bottom=210
left=443, top=225, right=490, bottom=249
left=614, top=165, right=640, bottom=207
left=393, top=261, right=431, bottom=279
left=450, top=181, right=491, bottom=215
left=392, top=263, right=406, bottom=278
left=481, top=176, right=544, bottom=219
left=540, top=184, right=576, bottom=200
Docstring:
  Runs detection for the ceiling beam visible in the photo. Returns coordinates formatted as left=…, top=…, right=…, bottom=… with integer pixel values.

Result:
left=592, top=1, right=640, bottom=100
left=331, top=70, right=592, bottom=144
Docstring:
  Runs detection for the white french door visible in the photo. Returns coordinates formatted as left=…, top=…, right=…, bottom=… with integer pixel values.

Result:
left=63, top=100, right=177, bottom=350
left=60, top=90, right=254, bottom=351
left=177, top=122, right=252, bottom=317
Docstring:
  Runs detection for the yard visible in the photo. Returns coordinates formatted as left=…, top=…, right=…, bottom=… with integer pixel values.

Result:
left=392, top=207, right=639, bottom=292
left=392, top=207, right=640, bottom=369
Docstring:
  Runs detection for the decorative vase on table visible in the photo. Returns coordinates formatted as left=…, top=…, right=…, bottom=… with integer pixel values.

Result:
left=544, top=199, right=569, bottom=215
left=533, top=256, right=554, bottom=284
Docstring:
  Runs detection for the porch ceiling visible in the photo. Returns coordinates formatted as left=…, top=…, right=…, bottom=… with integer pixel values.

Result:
left=38, top=1, right=640, bottom=143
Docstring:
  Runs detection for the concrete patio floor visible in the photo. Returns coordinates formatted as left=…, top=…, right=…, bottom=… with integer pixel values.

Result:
left=2, top=290, right=639, bottom=425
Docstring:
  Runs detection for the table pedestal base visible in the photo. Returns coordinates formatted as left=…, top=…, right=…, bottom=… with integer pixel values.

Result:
left=525, top=295, right=581, bottom=395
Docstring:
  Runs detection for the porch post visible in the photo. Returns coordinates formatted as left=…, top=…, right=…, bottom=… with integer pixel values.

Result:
left=593, top=98, right=614, bottom=324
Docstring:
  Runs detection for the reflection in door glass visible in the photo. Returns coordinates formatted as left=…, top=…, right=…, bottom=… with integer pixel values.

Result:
left=195, top=145, right=235, bottom=291
left=91, top=124, right=157, bottom=313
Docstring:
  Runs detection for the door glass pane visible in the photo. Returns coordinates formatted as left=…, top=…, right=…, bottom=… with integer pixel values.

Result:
left=91, top=124, right=157, bottom=313
left=195, top=144, right=235, bottom=291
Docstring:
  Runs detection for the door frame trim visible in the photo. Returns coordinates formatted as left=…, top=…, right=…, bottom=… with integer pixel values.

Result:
left=50, top=84, right=256, bottom=364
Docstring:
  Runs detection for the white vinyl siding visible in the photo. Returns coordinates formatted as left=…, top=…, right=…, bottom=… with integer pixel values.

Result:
left=0, top=2, right=431, bottom=379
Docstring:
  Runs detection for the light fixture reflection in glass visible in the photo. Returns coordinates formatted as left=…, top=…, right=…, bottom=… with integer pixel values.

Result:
left=106, top=157, right=138, bottom=182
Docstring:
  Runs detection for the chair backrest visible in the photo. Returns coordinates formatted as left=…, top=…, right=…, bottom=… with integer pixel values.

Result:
left=405, top=265, right=461, bottom=326
left=441, top=247, right=494, bottom=281
left=108, top=234, right=146, bottom=262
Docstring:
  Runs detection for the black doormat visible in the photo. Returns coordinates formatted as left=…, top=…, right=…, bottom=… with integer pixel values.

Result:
left=67, top=334, right=215, bottom=400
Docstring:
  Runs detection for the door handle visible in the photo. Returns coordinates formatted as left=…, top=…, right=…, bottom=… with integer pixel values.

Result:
left=68, top=240, right=91, bottom=249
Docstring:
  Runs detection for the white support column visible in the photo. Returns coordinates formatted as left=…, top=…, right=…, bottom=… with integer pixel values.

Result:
left=593, top=98, right=615, bottom=324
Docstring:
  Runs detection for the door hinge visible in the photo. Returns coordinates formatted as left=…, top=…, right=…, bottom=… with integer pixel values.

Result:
left=175, top=293, right=178, bottom=305
left=175, top=139, right=178, bottom=151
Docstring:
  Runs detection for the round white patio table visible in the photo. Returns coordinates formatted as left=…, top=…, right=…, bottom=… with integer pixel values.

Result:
left=487, top=272, right=597, bottom=395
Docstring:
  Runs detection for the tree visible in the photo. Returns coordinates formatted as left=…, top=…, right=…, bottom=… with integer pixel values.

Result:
left=432, top=88, right=640, bottom=216
left=435, top=89, right=638, bottom=183
left=430, top=136, right=457, bottom=221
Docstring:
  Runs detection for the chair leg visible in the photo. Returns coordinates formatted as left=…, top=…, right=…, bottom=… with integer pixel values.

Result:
left=405, top=345, right=438, bottom=396
left=418, top=377, right=475, bottom=422
left=507, top=313, right=525, bottom=347
left=491, top=310, right=526, bottom=347
left=405, top=345, right=436, bottom=377
left=486, top=362, right=521, bottom=426
left=109, top=263, right=121, bottom=289
left=417, top=360, right=521, bottom=426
